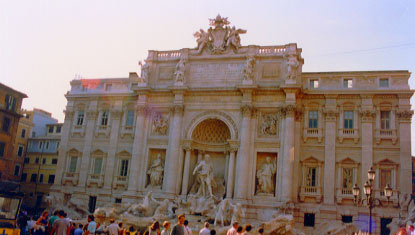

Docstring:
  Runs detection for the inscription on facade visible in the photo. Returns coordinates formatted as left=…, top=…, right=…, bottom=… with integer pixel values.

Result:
left=189, top=63, right=243, bottom=80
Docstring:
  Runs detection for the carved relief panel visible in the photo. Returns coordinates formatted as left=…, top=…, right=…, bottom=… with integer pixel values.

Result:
left=146, top=148, right=166, bottom=189
left=261, top=62, right=281, bottom=80
left=255, top=152, right=277, bottom=196
left=151, top=112, right=170, bottom=136
left=257, top=112, right=279, bottom=138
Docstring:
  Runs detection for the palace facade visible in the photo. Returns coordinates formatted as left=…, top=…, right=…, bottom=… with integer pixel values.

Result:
left=52, top=16, right=413, bottom=233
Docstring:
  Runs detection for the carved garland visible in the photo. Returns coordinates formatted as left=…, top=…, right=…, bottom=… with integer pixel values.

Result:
left=359, top=110, right=376, bottom=122
left=186, top=110, right=238, bottom=139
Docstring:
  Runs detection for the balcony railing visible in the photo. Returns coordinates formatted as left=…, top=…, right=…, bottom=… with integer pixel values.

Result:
left=62, top=172, right=79, bottom=185
left=95, top=124, right=111, bottom=137
left=338, top=128, right=359, bottom=143
left=71, top=125, right=85, bottom=137
left=113, top=175, right=128, bottom=189
left=303, top=128, right=323, bottom=143
left=120, top=125, right=135, bottom=138
left=336, top=187, right=355, bottom=203
left=87, top=174, right=104, bottom=188
left=375, top=128, right=397, bottom=145
left=299, top=186, right=322, bottom=203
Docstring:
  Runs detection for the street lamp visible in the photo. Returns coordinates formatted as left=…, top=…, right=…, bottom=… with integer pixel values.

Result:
left=353, top=167, right=392, bottom=234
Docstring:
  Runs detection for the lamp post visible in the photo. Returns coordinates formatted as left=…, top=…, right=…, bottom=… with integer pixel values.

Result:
left=352, top=167, right=394, bottom=234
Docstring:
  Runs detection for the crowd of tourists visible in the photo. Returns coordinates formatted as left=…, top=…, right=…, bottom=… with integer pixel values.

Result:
left=17, top=211, right=265, bottom=235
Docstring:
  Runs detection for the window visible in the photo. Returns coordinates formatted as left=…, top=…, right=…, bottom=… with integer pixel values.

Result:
left=17, top=145, right=24, bottom=157
left=45, top=141, right=49, bottom=150
left=21, top=129, right=26, bottom=138
left=0, top=142, right=5, bottom=157
left=42, top=158, right=46, bottom=164
left=52, top=158, right=58, bottom=164
left=304, top=213, right=315, bottom=227
left=21, top=173, right=27, bottom=182
left=306, top=167, right=317, bottom=187
left=119, top=159, right=129, bottom=177
left=105, top=84, right=112, bottom=92
left=380, top=111, right=391, bottom=129
left=115, top=198, right=122, bottom=204
left=56, top=126, right=61, bottom=133
left=69, top=156, right=78, bottom=173
left=24, top=158, right=29, bottom=163
left=308, top=111, right=318, bottom=128
left=101, top=111, right=109, bottom=126
left=35, top=158, right=39, bottom=164
left=344, top=79, right=353, bottom=88
left=48, top=126, right=54, bottom=133
left=342, top=216, right=353, bottom=223
left=93, top=157, right=103, bottom=175
left=380, top=169, right=392, bottom=189
left=56, top=141, right=60, bottom=150
left=380, top=78, right=389, bottom=88
left=309, top=79, right=319, bottom=89
left=88, top=196, right=97, bottom=213
left=344, top=111, right=354, bottom=129
left=13, top=165, right=20, bottom=176
left=48, top=175, right=55, bottom=184
left=39, top=141, right=43, bottom=150
left=2, top=117, right=11, bottom=133
left=30, top=174, right=37, bottom=183
left=76, top=111, right=85, bottom=125
left=342, top=168, right=354, bottom=190
left=126, top=110, right=135, bottom=127
left=32, top=131, right=36, bottom=137
left=5, top=95, right=16, bottom=111
left=39, top=174, right=44, bottom=183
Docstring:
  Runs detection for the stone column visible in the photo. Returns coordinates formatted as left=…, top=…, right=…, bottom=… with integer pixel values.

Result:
left=234, top=105, right=253, bottom=199
left=360, top=110, right=375, bottom=191
left=78, top=107, right=98, bottom=187
left=52, top=107, right=74, bottom=189
left=103, top=106, right=122, bottom=190
left=397, top=109, right=413, bottom=194
left=292, top=109, right=302, bottom=202
left=164, top=105, right=184, bottom=194
left=181, top=146, right=191, bottom=195
left=323, top=109, right=337, bottom=205
left=281, top=105, right=295, bottom=201
left=127, top=104, right=148, bottom=193
left=226, top=149, right=237, bottom=198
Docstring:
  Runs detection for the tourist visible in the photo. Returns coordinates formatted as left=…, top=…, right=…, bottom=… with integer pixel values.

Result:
left=105, top=219, right=120, bottom=235
left=171, top=214, right=185, bottom=235
left=86, top=215, right=97, bottom=235
left=161, top=221, right=170, bottom=235
left=257, top=228, right=264, bottom=235
left=118, top=223, right=124, bottom=235
left=28, top=216, right=36, bottom=235
left=129, top=226, right=136, bottom=235
left=242, top=225, right=252, bottom=235
left=50, top=210, right=70, bottom=235
left=147, top=221, right=160, bottom=235
left=95, top=223, right=105, bottom=235
left=199, top=222, right=210, bottom=235
left=209, top=230, right=216, bottom=235
left=226, top=221, right=238, bottom=235
left=236, top=226, right=243, bottom=235
left=18, top=211, right=29, bottom=235
left=49, top=211, right=59, bottom=228
left=74, top=224, right=83, bottom=235
left=35, top=210, right=49, bottom=235
left=183, top=220, right=191, bottom=235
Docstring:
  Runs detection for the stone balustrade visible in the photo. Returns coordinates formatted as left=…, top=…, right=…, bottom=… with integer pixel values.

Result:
left=157, top=51, right=181, bottom=60
left=257, top=46, right=286, bottom=55
left=299, top=186, right=323, bottom=203
left=303, top=128, right=323, bottom=143
left=87, top=174, right=104, bottom=188
left=338, top=128, right=360, bottom=143
left=113, top=176, right=128, bottom=189
left=375, top=128, right=398, bottom=144
left=62, top=172, right=79, bottom=185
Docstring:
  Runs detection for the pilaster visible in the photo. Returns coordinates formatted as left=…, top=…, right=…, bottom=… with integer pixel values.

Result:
left=397, top=109, right=413, bottom=194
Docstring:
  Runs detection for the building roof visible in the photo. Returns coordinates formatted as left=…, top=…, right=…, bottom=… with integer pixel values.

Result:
left=0, top=82, right=28, bottom=98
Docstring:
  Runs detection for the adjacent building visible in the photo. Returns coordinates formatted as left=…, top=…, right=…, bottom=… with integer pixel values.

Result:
left=51, top=16, right=413, bottom=234
left=0, top=83, right=27, bottom=190
left=21, top=123, right=62, bottom=208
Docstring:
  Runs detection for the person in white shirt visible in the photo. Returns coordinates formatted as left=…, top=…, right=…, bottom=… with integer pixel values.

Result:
left=226, top=221, right=238, bottom=235
left=161, top=221, right=170, bottom=235
left=183, top=220, right=192, bottom=235
left=199, top=222, right=210, bottom=235
left=104, top=219, right=120, bottom=235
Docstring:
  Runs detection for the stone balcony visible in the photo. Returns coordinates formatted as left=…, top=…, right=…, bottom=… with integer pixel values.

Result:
left=87, top=174, right=104, bottom=188
left=62, top=172, right=79, bottom=185
left=336, top=187, right=354, bottom=203
left=338, top=128, right=359, bottom=143
left=71, top=125, right=85, bottom=137
left=303, top=128, right=323, bottom=143
left=375, top=128, right=398, bottom=145
left=113, top=176, right=128, bottom=189
left=120, top=125, right=135, bottom=138
left=95, top=125, right=111, bottom=137
left=299, top=186, right=323, bottom=203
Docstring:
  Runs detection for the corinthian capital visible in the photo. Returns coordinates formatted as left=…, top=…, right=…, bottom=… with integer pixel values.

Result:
left=171, top=105, right=184, bottom=115
left=397, top=110, right=414, bottom=121
left=241, top=105, right=253, bottom=117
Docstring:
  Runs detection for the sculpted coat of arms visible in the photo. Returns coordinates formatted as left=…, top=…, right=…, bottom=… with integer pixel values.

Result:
left=193, top=15, right=246, bottom=54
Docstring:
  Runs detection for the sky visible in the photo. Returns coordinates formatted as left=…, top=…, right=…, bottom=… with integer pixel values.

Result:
left=1, top=0, right=415, bottom=151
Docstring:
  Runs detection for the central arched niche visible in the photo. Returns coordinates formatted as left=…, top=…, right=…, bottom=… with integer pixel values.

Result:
left=187, top=118, right=231, bottom=198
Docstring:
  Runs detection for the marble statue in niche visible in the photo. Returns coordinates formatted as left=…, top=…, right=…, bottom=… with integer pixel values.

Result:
left=285, top=55, right=299, bottom=83
left=174, top=57, right=187, bottom=84
left=242, top=56, right=255, bottom=83
left=192, top=154, right=216, bottom=198
left=260, top=113, right=278, bottom=137
left=147, top=154, right=164, bottom=188
left=139, top=60, right=150, bottom=83
left=256, top=156, right=277, bottom=194
left=151, top=113, right=169, bottom=135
